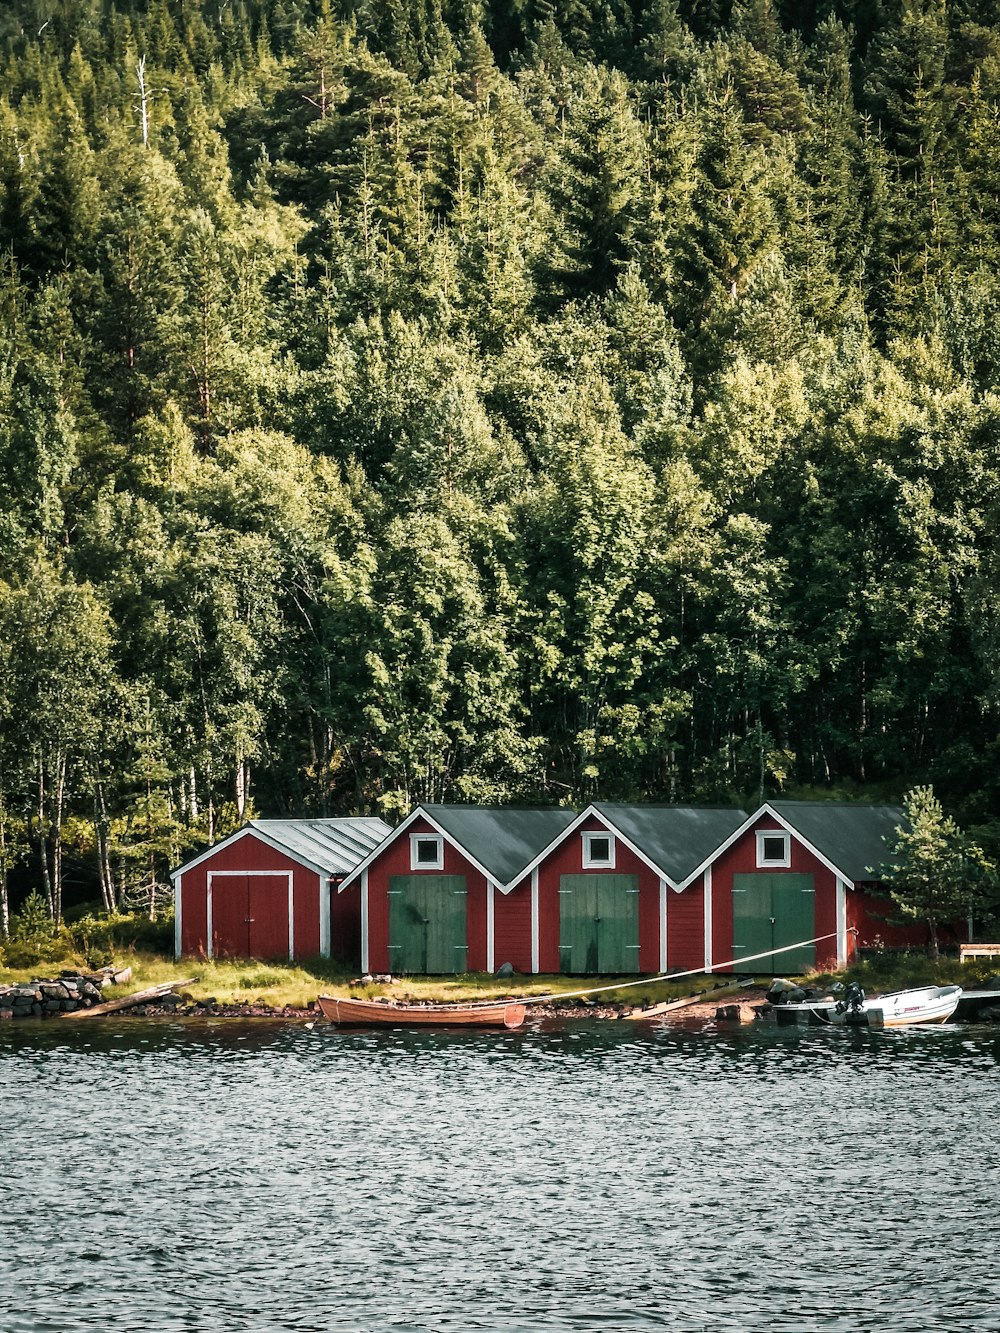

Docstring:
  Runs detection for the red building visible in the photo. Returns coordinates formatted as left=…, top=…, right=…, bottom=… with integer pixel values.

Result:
left=689, top=801, right=929, bottom=974
left=171, top=818, right=391, bottom=963
left=506, top=804, right=748, bottom=975
left=336, top=806, right=578, bottom=974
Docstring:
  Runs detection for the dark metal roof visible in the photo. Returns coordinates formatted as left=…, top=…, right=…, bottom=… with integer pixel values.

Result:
left=593, top=804, right=749, bottom=884
left=769, top=802, right=906, bottom=882
left=421, top=805, right=578, bottom=885
left=248, top=817, right=392, bottom=876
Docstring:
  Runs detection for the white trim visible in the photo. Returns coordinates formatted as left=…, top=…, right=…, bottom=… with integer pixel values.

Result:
left=173, top=822, right=330, bottom=881
left=410, top=831, right=444, bottom=871
left=756, top=829, right=791, bottom=869
left=174, top=872, right=182, bottom=960
left=288, top=875, right=295, bottom=961
left=677, top=803, right=856, bottom=891
left=582, top=830, right=616, bottom=869
left=360, top=867, right=369, bottom=973
left=531, top=868, right=539, bottom=974
left=508, top=804, right=677, bottom=891
left=206, top=870, right=293, bottom=960
left=836, top=878, right=847, bottom=967
left=487, top=881, right=496, bottom=973
left=703, top=866, right=713, bottom=973
left=319, top=877, right=331, bottom=959
left=339, top=807, right=498, bottom=893
left=659, top=878, right=667, bottom=973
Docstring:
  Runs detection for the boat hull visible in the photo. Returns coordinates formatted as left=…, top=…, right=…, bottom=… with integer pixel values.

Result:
left=774, top=985, right=962, bottom=1028
left=317, top=995, right=526, bottom=1029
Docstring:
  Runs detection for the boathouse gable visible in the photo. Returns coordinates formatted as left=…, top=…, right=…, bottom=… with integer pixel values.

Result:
left=698, top=802, right=916, bottom=972
left=338, top=806, right=579, bottom=975
left=515, top=805, right=749, bottom=975
left=171, top=818, right=390, bottom=964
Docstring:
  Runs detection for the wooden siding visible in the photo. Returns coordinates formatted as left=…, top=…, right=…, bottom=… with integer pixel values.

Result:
left=666, top=878, right=705, bottom=972
left=533, top=814, right=661, bottom=974
left=353, top=815, right=489, bottom=974
left=493, top=882, right=533, bottom=973
left=710, top=820, right=840, bottom=971
left=179, top=832, right=322, bottom=960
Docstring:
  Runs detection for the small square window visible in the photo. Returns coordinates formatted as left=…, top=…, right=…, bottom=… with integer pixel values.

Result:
left=582, top=831, right=615, bottom=869
left=756, top=830, right=790, bottom=868
left=411, top=834, right=444, bottom=870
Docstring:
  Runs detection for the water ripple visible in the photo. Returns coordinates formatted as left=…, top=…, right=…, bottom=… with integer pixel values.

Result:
left=0, top=1018, right=997, bottom=1331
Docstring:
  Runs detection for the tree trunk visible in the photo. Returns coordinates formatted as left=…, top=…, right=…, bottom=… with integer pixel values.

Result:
left=0, top=794, right=9, bottom=940
left=928, top=916, right=940, bottom=960
left=52, top=749, right=66, bottom=927
left=37, top=757, right=54, bottom=920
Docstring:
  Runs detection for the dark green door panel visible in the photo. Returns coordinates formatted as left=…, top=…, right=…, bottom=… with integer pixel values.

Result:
left=732, top=873, right=815, bottom=973
left=732, top=874, right=774, bottom=968
left=559, top=874, right=640, bottom=974
left=387, top=875, right=467, bottom=974
left=772, top=874, right=815, bottom=972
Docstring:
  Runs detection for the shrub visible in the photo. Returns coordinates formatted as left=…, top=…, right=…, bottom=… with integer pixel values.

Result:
left=5, top=891, right=74, bottom=967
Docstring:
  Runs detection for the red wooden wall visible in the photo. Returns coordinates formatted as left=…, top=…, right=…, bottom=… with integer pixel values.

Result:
left=532, top=815, right=662, bottom=973
left=360, top=815, right=489, bottom=973
left=709, top=818, right=841, bottom=971
left=493, top=882, right=533, bottom=973
left=178, top=832, right=322, bottom=961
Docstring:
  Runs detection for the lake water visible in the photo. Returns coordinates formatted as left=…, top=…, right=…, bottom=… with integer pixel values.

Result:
left=0, top=1016, right=997, bottom=1333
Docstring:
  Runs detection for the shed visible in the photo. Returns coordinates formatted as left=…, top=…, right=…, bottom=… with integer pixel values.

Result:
left=690, top=801, right=929, bottom=974
left=336, top=805, right=578, bottom=974
left=171, top=817, right=391, bottom=963
left=506, top=804, right=748, bottom=975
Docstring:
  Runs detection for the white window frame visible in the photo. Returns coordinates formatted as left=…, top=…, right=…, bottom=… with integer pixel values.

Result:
left=410, top=833, right=444, bottom=871
left=756, top=829, right=791, bottom=869
left=582, top=831, right=616, bottom=869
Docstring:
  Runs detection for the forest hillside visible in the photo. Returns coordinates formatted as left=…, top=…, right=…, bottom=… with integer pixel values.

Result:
left=2, top=0, right=1000, bottom=922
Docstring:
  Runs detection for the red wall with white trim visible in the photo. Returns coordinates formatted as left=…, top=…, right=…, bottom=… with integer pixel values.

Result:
left=357, top=816, right=489, bottom=973
left=178, top=832, right=322, bottom=960
left=532, top=815, right=661, bottom=973
left=709, top=819, right=840, bottom=971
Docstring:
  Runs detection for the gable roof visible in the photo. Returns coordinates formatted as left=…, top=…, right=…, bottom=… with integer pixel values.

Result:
left=171, top=816, right=392, bottom=880
left=508, top=802, right=750, bottom=890
left=768, top=801, right=905, bottom=884
left=423, top=805, right=580, bottom=886
left=593, top=804, right=750, bottom=886
left=681, top=800, right=908, bottom=888
left=337, top=804, right=579, bottom=892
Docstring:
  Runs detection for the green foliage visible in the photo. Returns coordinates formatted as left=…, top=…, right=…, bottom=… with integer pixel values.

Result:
left=4, top=891, right=71, bottom=967
left=0, top=0, right=999, bottom=918
left=881, top=786, right=996, bottom=955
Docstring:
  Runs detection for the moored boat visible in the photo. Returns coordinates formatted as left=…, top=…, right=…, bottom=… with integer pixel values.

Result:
left=774, top=983, right=962, bottom=1028
left=317, top=994, right=527, bottom=1029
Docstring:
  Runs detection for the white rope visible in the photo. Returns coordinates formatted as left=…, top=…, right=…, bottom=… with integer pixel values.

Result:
left=513, top=927, right=853, bottom=1008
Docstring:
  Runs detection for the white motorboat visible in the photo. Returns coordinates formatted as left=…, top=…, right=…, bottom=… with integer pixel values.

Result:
left=773, top=983, right=963, bottom=1028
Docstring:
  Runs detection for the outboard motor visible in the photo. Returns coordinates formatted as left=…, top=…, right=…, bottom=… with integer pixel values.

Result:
left=835, top=980, right=866, bottom=1015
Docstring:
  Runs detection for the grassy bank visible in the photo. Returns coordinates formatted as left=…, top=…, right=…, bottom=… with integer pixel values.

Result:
left=2, top=945, right=995, bottom=1012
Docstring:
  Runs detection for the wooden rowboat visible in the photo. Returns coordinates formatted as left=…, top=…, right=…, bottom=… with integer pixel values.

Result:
left=317, top=994, right=526, bottom=1029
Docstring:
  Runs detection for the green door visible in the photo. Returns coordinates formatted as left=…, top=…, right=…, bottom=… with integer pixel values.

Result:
left=732, top=873, right=815, bottom=973
left=559, top=874, right=641, bottom=974
left=387, top=875, right=468, bottom=974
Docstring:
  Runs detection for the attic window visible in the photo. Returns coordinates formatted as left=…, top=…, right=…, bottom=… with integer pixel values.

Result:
left=756, top=830, right=791, bottom=868
left=583, top=832, right=615, bottom=869
left=411, top=834, right=444, bottom=871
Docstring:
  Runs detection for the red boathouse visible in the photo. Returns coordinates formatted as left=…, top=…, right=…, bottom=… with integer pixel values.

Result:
left=171, top=818, right=391, bottom=963
left=506, top=805, right=748, bottom=975
left=336, top=806, right=578, bottom=974
left=690, top=801, right=928, bottom=973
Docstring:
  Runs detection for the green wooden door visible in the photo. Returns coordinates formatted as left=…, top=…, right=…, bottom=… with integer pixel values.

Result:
left=387, top=875, right=468, bottom=974
left=559, top=875, right=640, bottom=974
left=732, top=873, right=815, bottom=972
